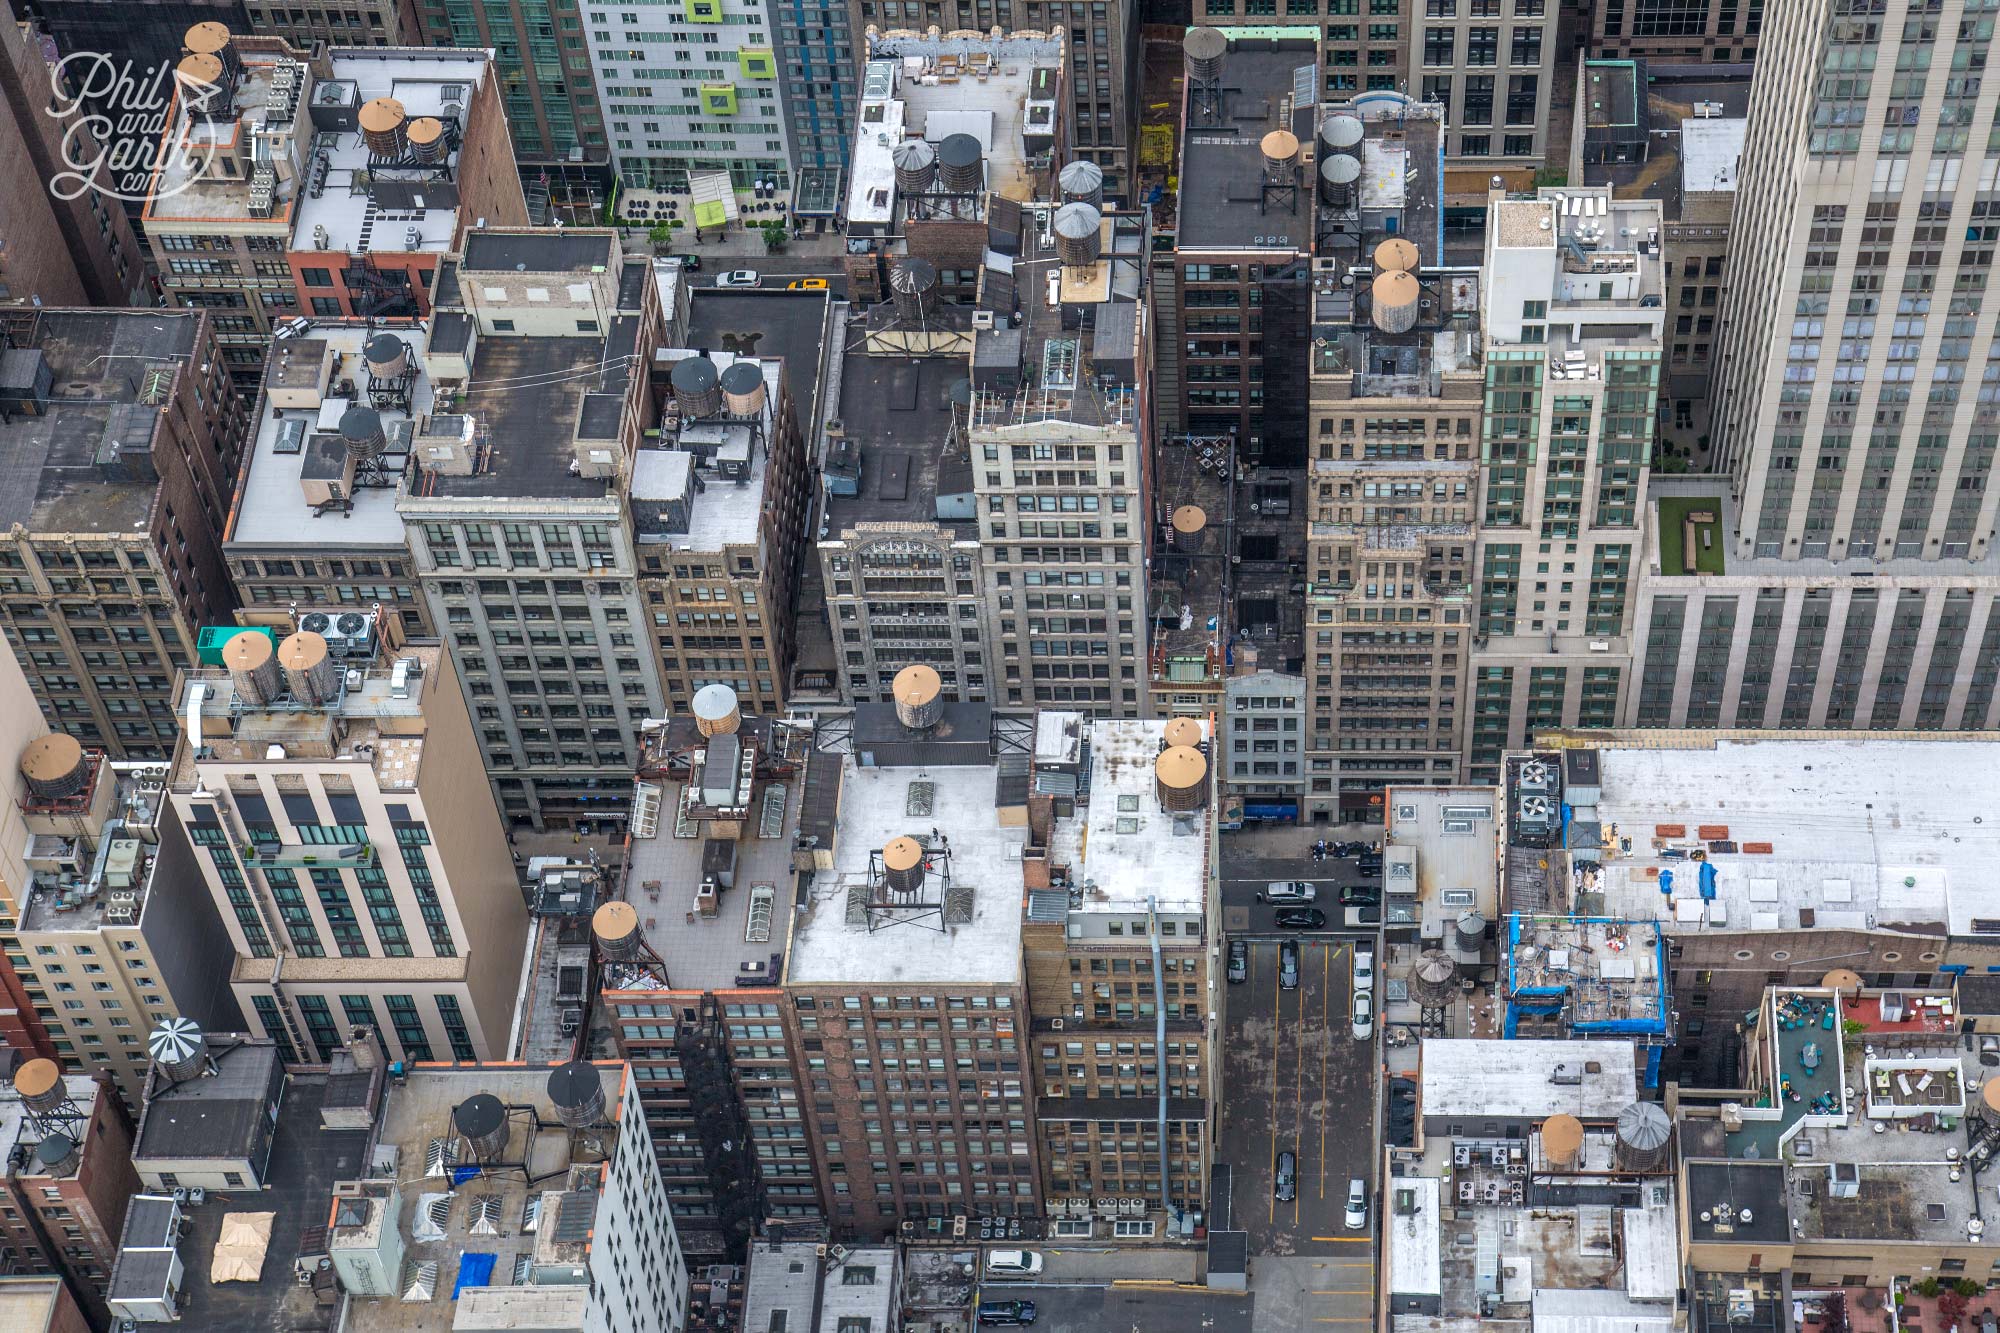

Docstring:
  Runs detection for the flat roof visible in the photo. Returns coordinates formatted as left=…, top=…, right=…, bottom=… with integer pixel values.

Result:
left=1177, top=39, right=1318, bottom=251
left=171, top=1077, right=372, bottom=1331
left=133, top=1039, right=283, bottom=1161
left=230, top=321, right=430, bottom=548
left=0, top=1277, right=65, bottom=1332
left=823, top=349, right=971, bottom=532
left=686, top=289, right=831, bottom=449
left=418, top=332, right=632, bottom=501
left=290, top=49, right=495, bottom=255
left=1682, top=1159, right=1790, bottom=1244
left=616, top=773, right=804, bottom=993
left=146, top=49, right=301, bottom=225
left=1388, top=787, right=1499, bottom=914
left=785, top=757, right=1027, bottom=986
left=1385, top=1176, right=1442, bottom=1297
left=1576, top=737, right=2000, bottom=936
left=1621, top=1189, right=1679, bottom=1301
left=1047, top=718, right=1210, bottom=915
left=461, top=231, right=616, bottom=274
left=643, top=349, right=779, bottom=550
left=1583, top=70, right=1753, bottom=219
left=0, top=310, right=199, bottom=535
left=1681, top=118, right=1746, bottom=195
left=0, top=1070, right=100, bottom=1182
left=743, top=1241, right=822, bottom=1333
left=1420, top=1038, right=1637, bottom=1120
left=1533, top=1287, right=1675, bottom=1333
left=814, top=1248, right=896, bottom=1332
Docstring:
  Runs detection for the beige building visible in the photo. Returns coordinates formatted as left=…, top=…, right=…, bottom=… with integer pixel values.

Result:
left=1467, top=185, right=1665, bottom=781
left=165, top=619, right=528, bottom=1066
left=1307, top=99, right=1477, bottom=820
left=1655, top=1, right=2000, bottom=735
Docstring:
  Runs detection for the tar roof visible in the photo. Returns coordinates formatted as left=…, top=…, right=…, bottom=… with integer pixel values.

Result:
left=1577, top=737, right=2000, bottom=936
left=461, top=231, right=616, bottom=274
left=416, top=330, right=635, bottom=501
left=1419, top=1038, right=1638, bottom=1120
left=0, top=311, right=198, bottom=535
left=1682, top=1159, right=1790, bottom=1243
left=133, top=1039, right=283, bottom=1161
left=1582, top=71, right=1752, bottom=219
left=686, top=290, right=830, bottom=449
left=171, top=1077, right=372, bottom=1332
left=1177, top=38, right=1318, bottom=251
left=824, top=348, right=970, bottom=532
left=785, top=758, right=1026, bottom=986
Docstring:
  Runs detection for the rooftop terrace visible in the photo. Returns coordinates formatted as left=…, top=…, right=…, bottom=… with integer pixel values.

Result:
left=821, top=341, right=972, bottom=534
left=1177, top=36, right=1317, bottom=252
left=0, top=311, right=200, bottom=535
left=1566, top=736, right=2000, bottom=937
left=786, top=757, right=1027, bottom=986
left=145, top=45, right=305, bottom=226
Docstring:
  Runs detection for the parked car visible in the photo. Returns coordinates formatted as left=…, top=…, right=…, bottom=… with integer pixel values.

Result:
left=1344, top=1178, right=1369, bottom=1229
left=1275, top=907, right=1327, bottom=930
left=1259, top=881, right=1317, bottom=904
left=977, top=1300, right=1038, bottom=1326
left=985, top=1250, right=1043, bottom=1278
left=716, top=269, right=761, bottom=287
left=1353, top=860, right=1383, bottom=878
left=1338, top=885, right=1380, bottom=907
left=1280, top=940, right=1300, bottom=990
left=1332, top=840, right=1377, bottom=858
left=1352, top=988, right=1375, bottom=1041
left=786, top=277, right=829, bottom=289
left=1226, top=939, right=1248, bottom=984
left=1275, top=1150, right=1297, bottom=1202
left=1354, top=946, right=1375, bottom=994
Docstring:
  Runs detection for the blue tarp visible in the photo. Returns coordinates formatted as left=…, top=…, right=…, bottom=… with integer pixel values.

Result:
left=451, top=1165, right=481, bottom=1186
left=1698, top=861, right=1719, bottom=901
left=454, top=1252, right=497, bottom=1298
left=1658, top=868, right=1674, bottom=897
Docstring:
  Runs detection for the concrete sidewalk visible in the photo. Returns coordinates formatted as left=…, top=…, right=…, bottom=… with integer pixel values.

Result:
left=1020, top=1246, right=1203, bottom=1287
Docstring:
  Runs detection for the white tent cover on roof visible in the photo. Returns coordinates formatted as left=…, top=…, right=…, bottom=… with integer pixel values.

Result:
left=211, top=1211, right=274, bottom=1283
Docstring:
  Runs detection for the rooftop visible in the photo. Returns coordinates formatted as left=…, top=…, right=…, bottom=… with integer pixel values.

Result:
left=0, top=310, right=199, bottom=535
left=1177, top=35, right=1318, bottom=251
left=684, top=289, right=831, bottom=445
left=172, top=640, right=447, bottom=791
left=15, top=756, right=174, bottom=933
left=460, top=232, right=617, bottom=274
left=1644, top=475, right=2000, bottom=575
left=1387, top=787, right=1501, bottom=917
left=1047, top=717, right=1211, bottom=915
left=154, top=1076, right=370, bottom=1332
left=615, top=770, right=803, bottom=993
left=785, top=757, right=1027, bottom=986
left=0, top=1277, right=67, bottom=1333
left=229, top=320, right=432, bottom=548
left=132, top=1036, right=284, bottom=1163
left=1485, top=187, right=1666, bottom=348
left=419, top=328, right=638, bottom=502
left=1681, top=1158, right=1791, bottom=1245
left=742, top=1241, right=822, bottom=1333
left=1419, top=1038, right=1638, bottom=1121
left=291, top=49, right=494, bottom=255
left=813, top=1247, right=898, bottom=1333
left=1317, top=95, right=1446, bottom=267
left=844, top=31, right=1063, bottom=230
left=348, top=1062, right=636, bottom=1333
left=635, top=349, right=779, bottom=551
left=1581, top=66, right=1751, bottom=221
left=1503, top=915, right=1671, bottom=1039
left=145, top=40, right=308, bottom=226
left=1561, top=736, right=2000, bottom=937
left=0, top=1068, right=99, bottom=1183
left=820, top=341, right=972, bottom=534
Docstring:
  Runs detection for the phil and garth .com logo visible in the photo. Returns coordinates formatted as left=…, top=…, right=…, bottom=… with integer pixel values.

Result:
left=47, top=49, right=221, bottom=204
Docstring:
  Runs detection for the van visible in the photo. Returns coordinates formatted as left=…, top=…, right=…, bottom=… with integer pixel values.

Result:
left=985, top=1250, right=1043, bottom=1278
left=977, top=1299, right=1038, bottom=1326
left=1345, top=1178, right=1369, bottom=1229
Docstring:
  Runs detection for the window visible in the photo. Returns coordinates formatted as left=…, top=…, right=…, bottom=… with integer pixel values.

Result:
left=302, top=267, right=334, bottom=287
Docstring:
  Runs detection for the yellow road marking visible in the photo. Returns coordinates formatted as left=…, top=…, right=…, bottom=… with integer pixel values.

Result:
left=1309, top=1236, right=1374, bottom=1243
left=1311, top=1289, right=1373, bottom=1295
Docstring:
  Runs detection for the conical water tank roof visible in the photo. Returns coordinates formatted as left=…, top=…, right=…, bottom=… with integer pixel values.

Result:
left=1615, top=1101, right=1672, bottom=1172
left=1541, top=1113, right=1584, bottom=1169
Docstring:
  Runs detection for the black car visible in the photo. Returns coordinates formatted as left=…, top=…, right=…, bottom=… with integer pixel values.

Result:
left=1332, top=840, right=1377, bottom=858
left=1275, top=1150, right=1297, bottom=1202
left=1339, top=885, right=1381, bottom=907
left=1227, top=938, right=1249, bottom=983
left=1275, top=907, right=1327, bottom=930
left=977, top=1300, right=1038, bottom=1326
left=1353, top=860, right=1383, bottom=878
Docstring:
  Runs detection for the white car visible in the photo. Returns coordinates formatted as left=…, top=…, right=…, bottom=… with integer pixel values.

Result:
left=1344, top=1178, right=1369, bottom=1229
left=1259, top=881, right=1317, bottom=904
left=715, top=269, right=761, bottom=288
left=1354, top=946, right=1375, bottom=995
left=985, top=1250, right=1044, bottom=1278
left=1352, top=988, right=1374, bottom=1041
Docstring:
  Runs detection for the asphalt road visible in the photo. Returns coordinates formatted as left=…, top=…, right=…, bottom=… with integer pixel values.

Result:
left=1219, top=937, right=1379, bottom=1327
left=1222, top=848, right=1383, bottom=934
left=993, top=1283, right=1250, bottom=1333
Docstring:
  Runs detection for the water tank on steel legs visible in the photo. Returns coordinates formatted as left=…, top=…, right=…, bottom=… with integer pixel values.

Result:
left=547, top=1061, right=606, bottom=1129
left=454, top=1093, right=509, bottom=1161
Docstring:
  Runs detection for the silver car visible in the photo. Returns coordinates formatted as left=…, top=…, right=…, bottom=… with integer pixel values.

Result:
left=1259, top=881, right=1317, bottom=904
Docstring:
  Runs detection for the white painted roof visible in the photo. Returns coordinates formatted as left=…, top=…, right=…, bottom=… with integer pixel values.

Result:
left=1420, top=1039, right=1637, bottom=1121
left=1681, top=118, right=1746, bottom=194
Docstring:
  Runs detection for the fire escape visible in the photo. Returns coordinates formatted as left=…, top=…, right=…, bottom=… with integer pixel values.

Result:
left=676, top=994, right=764, bottom=1259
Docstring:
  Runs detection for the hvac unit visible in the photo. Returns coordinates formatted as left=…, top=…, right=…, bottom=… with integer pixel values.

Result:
left=1516, top=758, right=1556, bottom=793
left=297, top=608, right=378, bottom=659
